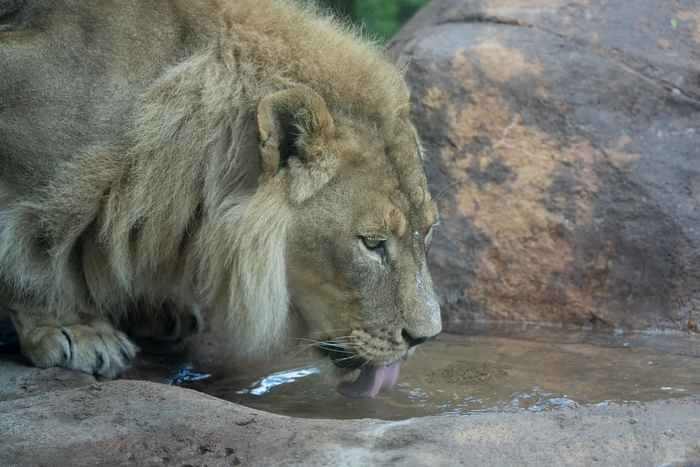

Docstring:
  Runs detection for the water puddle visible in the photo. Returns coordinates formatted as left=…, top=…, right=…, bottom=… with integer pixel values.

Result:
left=126, top=330, right=700, bottom=420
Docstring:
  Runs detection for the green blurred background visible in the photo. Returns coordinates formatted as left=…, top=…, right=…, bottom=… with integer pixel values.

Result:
left=318, top=0, right=430, bottom=41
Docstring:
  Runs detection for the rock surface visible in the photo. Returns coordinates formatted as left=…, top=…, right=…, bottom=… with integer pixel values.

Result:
left=389, top=0, right=700, bottom=331
left=0, top=356, right=699, bottom=467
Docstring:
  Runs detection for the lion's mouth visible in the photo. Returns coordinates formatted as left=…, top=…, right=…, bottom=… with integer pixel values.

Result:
left=328, top=348, right=366, bottom=369
left=336, top=361, right=401, bottom=398
left=320, top=343, right=401, bottom=398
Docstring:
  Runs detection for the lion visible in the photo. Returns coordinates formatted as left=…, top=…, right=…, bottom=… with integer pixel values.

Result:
left=0, top=0, right=441, bottom=398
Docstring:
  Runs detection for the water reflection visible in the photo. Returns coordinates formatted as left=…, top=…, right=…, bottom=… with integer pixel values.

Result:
left=167, top=363, right=211, bottom=386
left=163, top=332, right=700, bottom=420
left=237, top=367, right=320, bottom=396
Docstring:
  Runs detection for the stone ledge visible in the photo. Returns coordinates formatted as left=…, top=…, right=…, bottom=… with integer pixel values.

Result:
left=1, top=362, right=699, bottom=467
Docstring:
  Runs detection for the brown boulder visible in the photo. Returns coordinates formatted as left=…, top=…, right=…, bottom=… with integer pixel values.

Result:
left=390, top=0, right=700, bottom=330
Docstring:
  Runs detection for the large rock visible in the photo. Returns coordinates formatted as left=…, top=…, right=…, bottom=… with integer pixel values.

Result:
left=1, top=355, right=700, bottom=467
left=390, top=0, right=700, bottom=331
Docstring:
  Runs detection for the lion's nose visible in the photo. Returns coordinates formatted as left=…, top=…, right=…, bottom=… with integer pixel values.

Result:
left=401, top=329, right=439, bottom=348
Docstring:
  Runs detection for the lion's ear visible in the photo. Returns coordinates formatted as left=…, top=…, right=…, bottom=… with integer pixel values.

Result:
left=256, top=86, right=334, bottom=180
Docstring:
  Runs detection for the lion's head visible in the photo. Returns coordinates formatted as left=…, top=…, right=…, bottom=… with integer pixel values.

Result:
left=252, top=85, right=441, bottom=397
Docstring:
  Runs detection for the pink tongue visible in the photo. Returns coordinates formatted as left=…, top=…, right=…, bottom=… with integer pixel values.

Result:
left=337, top=361, right=401, bottom=398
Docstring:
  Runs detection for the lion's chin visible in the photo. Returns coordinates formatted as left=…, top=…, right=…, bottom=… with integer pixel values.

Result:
left=336, top=361, right=401, bottom=398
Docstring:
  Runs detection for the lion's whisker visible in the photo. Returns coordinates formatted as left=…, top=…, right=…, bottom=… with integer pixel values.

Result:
left=291, top=336, right=359, bottom=345
left=290, top=337, right=362, bottom=354
left=294, top=343, right=362, bottom=353
left=416, top=345, right=431, bottom=360
left=435, top=180, right=463, bottom=201
left=307, top=329, right=352, bottom=336
left=331, top=351, right=370, bottom=365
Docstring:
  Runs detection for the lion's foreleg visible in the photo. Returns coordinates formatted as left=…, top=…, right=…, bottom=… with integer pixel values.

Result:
left=6, top=303, right=137, bottom=377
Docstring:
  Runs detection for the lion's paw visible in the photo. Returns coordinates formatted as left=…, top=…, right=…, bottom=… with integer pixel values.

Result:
left=22, top=320, right=138, bottom=377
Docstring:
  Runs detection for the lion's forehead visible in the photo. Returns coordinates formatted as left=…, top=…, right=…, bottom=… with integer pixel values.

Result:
left=388, top=185, right=437, bottom=231
left=369, top=158, right=436, bottom=233
left=393, top=159, right=437, bottom=221
left=339, top=118, right=437, bottom=229
left=384, top=139, right=435, bottom=220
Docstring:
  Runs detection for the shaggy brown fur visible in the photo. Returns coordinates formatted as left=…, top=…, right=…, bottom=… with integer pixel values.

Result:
left=0, top=0, right=441, bottom=377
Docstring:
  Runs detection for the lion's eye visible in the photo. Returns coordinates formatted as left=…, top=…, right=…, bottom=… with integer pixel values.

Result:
left=425, top=226, right=433, bottom=241
left=425, top=226, right=435, bottom=251
left=360, top=236, right=386, bottom=253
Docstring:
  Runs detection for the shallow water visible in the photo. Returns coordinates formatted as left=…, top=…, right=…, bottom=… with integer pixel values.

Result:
left=3, top=311, right=698, bottom=420
left=128, top=330, right=700, bottom=420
